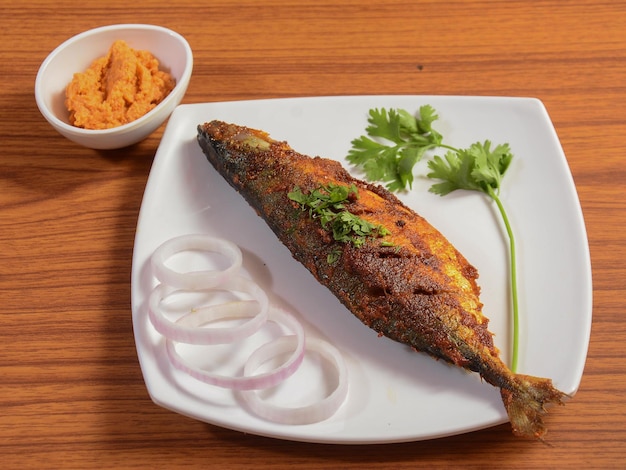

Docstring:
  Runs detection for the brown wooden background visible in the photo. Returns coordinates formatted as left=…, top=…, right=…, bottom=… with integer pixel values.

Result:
left=2, top=0, right=625, bottom=468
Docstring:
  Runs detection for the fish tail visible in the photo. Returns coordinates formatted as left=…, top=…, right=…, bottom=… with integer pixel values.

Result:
left=500, top=374, right=568, bottom=439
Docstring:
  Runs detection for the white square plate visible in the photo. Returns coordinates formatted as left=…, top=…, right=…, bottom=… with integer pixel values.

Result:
left=131, top=96, right=592, bottom=443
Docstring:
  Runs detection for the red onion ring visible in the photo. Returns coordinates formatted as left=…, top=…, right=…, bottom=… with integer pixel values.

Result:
left=239, top=335, right=349, bottom=425
left=151, top=234, right=242, bottom=290
left=148, top=275, right=269, bottom=344
left=165, top=306, right=306, bottom=390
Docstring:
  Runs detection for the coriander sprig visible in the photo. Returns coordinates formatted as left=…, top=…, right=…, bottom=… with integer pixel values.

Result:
left=347, top=107, right=520, bottom=372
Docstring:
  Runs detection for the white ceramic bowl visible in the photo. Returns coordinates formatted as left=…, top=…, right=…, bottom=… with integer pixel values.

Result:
left=35, top=24, right=193, bottom=150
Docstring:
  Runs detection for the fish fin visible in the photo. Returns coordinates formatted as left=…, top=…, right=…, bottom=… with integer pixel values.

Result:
left=500, top=374, right=568, bottom=440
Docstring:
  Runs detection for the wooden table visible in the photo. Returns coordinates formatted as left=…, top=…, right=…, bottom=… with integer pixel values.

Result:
left=2, top=1, right=625, bottom=468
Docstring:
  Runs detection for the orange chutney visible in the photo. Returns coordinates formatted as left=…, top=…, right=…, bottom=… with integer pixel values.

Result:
left=65, top=40, right=176, bottom=130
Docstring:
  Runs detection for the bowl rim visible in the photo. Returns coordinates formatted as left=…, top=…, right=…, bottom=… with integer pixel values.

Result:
left=34, top=23, right=193, bottom=136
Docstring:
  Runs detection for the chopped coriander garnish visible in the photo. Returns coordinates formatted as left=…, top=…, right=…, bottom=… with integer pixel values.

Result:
left=347, top=107, right=520, bottom=372
left=288, top=183, right=390, bottom=260
left=327, top=247, right=342, bottom=265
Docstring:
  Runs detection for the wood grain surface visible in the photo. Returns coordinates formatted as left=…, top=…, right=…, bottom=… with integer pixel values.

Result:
left=1, top=0, right=625, bottom=468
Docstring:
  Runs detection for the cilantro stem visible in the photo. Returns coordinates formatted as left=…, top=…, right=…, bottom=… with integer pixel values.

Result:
left=486, top=185, right=519, bottom=373
left=438, top=143, right=460, bottom=153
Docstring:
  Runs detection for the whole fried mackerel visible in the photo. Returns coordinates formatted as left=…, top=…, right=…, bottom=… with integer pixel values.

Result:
left=197, top=120, right=566, bottom=439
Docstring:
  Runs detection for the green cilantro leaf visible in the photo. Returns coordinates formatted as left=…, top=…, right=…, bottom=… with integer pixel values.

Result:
left=346, top=106, right=442, bottom=191
left=427, top=149, right=480, bottom=195
left=469, top=141, right=513, bottom=192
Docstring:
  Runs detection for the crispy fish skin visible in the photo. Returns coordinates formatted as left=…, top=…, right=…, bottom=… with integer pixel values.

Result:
left=197, top=120, right=566, bottom=439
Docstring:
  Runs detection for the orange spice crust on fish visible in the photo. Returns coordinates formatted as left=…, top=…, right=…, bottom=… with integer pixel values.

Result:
left=197, top=120, right=567, bottom=439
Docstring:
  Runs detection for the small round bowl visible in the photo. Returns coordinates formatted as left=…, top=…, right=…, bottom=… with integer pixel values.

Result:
left=35, top=24, right=193, bottom=150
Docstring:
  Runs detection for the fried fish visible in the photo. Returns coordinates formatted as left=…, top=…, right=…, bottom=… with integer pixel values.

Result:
left=196, top=120, right=566, bottom=439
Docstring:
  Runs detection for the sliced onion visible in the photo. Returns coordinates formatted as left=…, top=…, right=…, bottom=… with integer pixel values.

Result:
left=149, top=233, right=349, bottom=425
left=165, top=306, right=306, bottom=390
left=148, top=275, right=269, bottom=344
left=151, top=234, right=242, bottom=290
left=239, top=336, right=349, bottom=425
